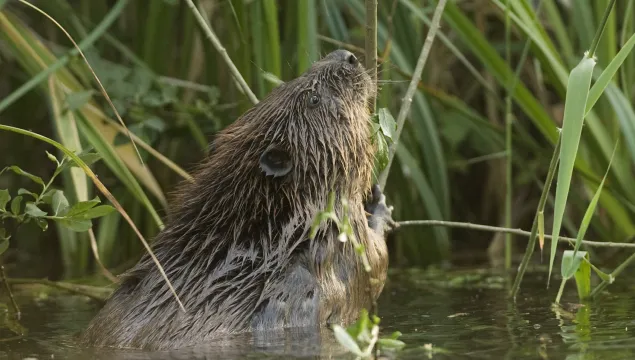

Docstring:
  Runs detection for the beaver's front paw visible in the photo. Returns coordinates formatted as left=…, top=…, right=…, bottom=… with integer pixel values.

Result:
left=364, top=184, right=395, bottom=234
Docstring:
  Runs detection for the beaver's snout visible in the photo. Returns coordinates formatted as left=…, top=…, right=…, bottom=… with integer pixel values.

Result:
left=323, top=49, right=359, bottom=66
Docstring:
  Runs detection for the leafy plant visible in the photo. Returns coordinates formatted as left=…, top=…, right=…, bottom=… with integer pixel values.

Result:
left=332, top=309, right=405, bottom=358
left=0, top=151, right=114, bottom=256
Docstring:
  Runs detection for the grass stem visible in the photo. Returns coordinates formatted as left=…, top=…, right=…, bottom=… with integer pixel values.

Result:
left=588, top=0, right=617, bottom=57
left=378, top=0, right=448, bottom=190
left=184, top=0, right=258, bottom=105
left=365, top=0, right=378, bottom=113
left=509, top=134, right=561, bottom=299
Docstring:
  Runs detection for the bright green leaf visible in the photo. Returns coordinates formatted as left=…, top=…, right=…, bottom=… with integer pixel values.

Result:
left=378, top=338, right=406, bottom=350
left=573, top=253, right=591, bottom=300
left=586, top=33, right=635, bottom=114
left=561, top=250, right=588, bottom=280
left=549, top=56, right=596, bottom=285
left=10, top=196, right=23, bottom=215
left=81, top=205, right=116, bottom=219
left=569, top=141, right=618, bottom=272
left=25, top=203, right=47, bottom=218
left=0, top=189, right=10, bottom=211
left=378, top=108, right=396, bottom=140
left=17, top=188, right=37, bottom=200
left=375, top=133, right=389, bottom=173
left=57, top=217, right=92, bottom=232
left=64, top=197, right=100, bottom=217
left=52, top=190, right=70, bottom=216
left=1, top=166, right=44, bottom=186
left=332, top=324, right=364, bottom=356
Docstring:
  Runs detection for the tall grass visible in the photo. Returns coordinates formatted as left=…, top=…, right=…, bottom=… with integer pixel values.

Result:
left=0, top=0, right=634, bottom=289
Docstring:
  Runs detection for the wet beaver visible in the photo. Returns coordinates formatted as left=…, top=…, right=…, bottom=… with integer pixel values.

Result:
left=80, top=50, right=392, bottom=350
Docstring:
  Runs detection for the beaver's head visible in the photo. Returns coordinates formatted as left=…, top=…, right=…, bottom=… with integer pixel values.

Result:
left=174, top=50, right=376, bottom=233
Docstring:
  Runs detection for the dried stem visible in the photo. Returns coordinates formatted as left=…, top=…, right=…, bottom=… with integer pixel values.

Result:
left=378, top=0, right=448, bottom=189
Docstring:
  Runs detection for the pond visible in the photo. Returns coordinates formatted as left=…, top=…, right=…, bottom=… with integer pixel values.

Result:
left=2, top=267, right=635, bottom=359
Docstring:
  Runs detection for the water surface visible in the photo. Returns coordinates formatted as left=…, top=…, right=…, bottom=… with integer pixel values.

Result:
left=2, top=268, right=634, bottom=359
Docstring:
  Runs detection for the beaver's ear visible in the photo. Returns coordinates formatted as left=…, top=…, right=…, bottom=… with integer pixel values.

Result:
left=260, top=145, right=292, bottom=177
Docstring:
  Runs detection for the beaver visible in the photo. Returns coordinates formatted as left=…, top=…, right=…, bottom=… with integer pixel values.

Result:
left=79, top=50, right=393, bottom=350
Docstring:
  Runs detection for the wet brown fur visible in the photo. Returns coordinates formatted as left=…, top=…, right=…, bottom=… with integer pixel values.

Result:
left=79, top=50, right=389, bottom=350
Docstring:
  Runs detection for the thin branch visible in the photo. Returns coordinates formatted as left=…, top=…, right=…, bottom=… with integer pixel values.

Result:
left=184, top=0, right=259, bottom=105
left=365, top=0, right=378, bottom=112
left=396, top=220, right=635, bottom=249
left=378, top=0, right=448, bottom=189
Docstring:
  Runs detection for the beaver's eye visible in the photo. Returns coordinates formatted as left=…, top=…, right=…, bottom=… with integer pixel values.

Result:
left=308, top=94, right=320, bottom=107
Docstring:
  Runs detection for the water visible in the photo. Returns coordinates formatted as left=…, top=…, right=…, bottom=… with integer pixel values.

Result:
left=2, top=268, right=635, bottom=359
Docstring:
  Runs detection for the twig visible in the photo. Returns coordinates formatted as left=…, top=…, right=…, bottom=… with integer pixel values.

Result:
left=504, top=0, right=513, bottom=270
left=1, top=266, right=20, bottom=318
left=184, top=0, right=259, bottom=105
left=365, top=0, right=378, bottom=112
left=6, top=278, right=112, bottom=302
left=378, top=0, right=448, bottom=189
left=396, top=218, right=635, bottom=249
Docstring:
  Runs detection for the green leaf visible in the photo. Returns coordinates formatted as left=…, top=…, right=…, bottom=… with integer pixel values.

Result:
left=374, top=132, right=389, bottom=173
left=573, top=253, right=591, bottom=300
left=0, top=189, right=10, bottom=211
left=51, top=190, right=70, bottom=216
left=378, top=338, right=406, bottom=350
left=10, top=196, right=23, bottom=215
left=378, top=108, right=396, bottom=140
left=587, top=260, right=614, bottom=284
left=57, top=217, right=92, bottom=232
left=561, top=250, right=588, bottom=280
left=17, top=188, right=37, bottom=200
left=1, top=165, right=44, bottom=186
left=332, top=324, right=364, bottom=356
left=81, top=205, right=116, bottom=219
left=549, top=56, right=596, bottom=286
left=65, top=90, right=95, bottom=111
left=568, top=141, right=618, bottom=274
left=586, top=33, right=635, bottom=114
left=0, top=237, right=8, bottom=256
left=58, top=151, right=102, bottom=173
left=63, top=197, right=100, bottom=217
left=25, top=203, right=47, bottom=218
left=35, top=218, right=49, bottom=231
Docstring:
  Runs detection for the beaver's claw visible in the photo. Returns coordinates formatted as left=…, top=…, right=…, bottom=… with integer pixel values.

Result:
left=365, top=184, right=396, bottom=234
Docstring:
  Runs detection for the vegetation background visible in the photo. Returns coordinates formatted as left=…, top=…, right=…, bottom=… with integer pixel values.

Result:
left=0, top=0, right=634, bottom=284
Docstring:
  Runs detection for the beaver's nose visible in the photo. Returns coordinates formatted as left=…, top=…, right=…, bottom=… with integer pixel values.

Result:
left=327, top=50, right=359, bottom=65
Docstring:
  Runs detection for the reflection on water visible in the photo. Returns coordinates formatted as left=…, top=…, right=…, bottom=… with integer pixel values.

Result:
left=2, top=268, right=635, bottom=359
